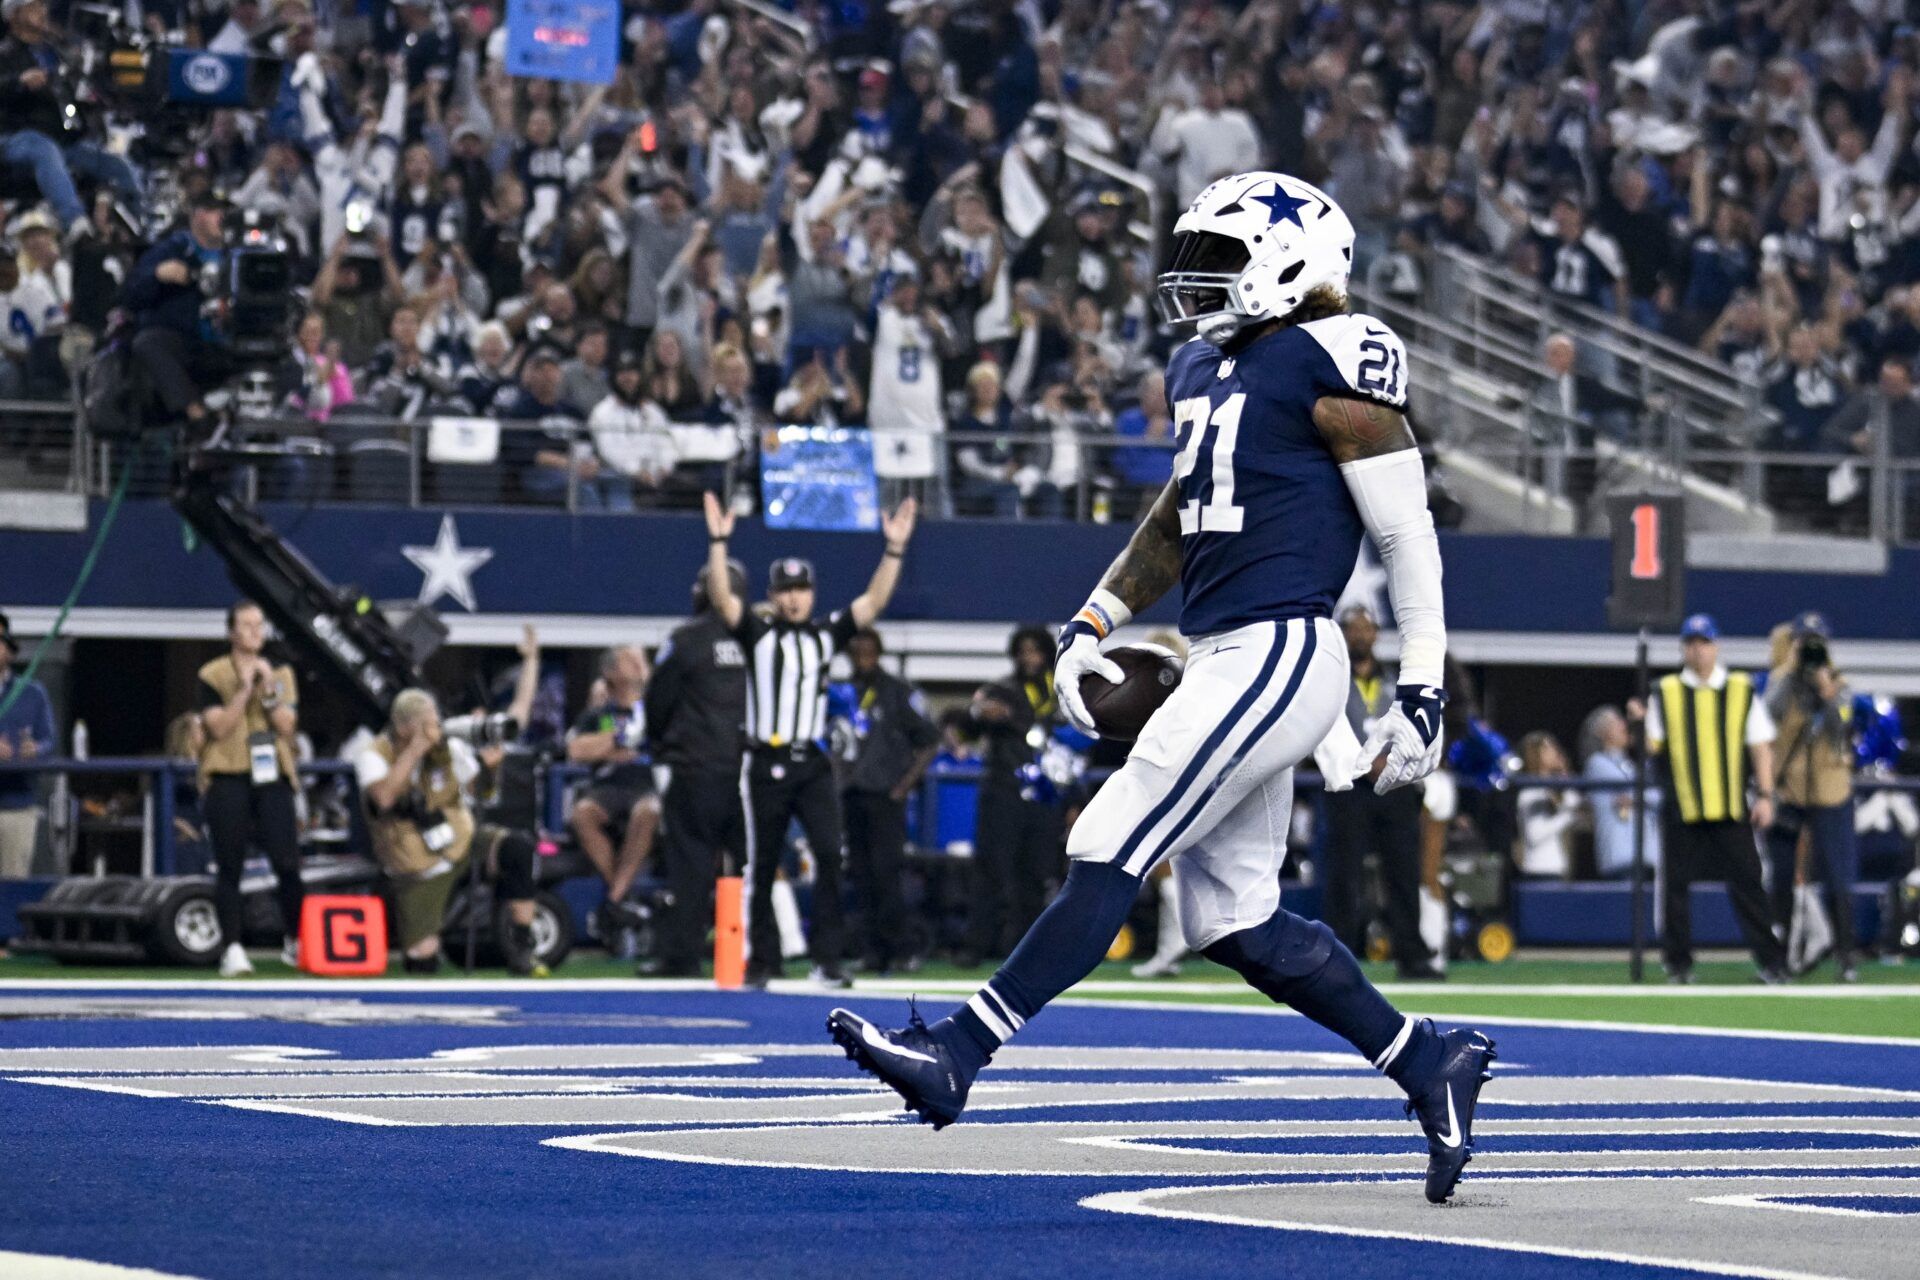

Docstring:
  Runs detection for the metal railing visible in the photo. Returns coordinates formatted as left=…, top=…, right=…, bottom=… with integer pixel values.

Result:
left=56, top=410, right=1181, bottom=524
left=0, top=397, right=87, bottom=497
left=1415, top=245, right=1773, bottom=448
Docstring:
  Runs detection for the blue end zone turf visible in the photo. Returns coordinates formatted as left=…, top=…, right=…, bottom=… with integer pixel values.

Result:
left=1, top=986, right=1915, bottom=1280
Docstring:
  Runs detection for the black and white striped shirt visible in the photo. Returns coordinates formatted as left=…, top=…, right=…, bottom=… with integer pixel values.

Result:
left=735, top=608, right=860, bottom=749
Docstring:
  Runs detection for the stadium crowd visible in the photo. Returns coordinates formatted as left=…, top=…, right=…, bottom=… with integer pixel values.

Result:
left=2, top=0, right=1920, bottom=524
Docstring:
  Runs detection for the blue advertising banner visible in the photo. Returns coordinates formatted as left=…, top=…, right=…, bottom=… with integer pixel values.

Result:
left=504, top=0, right=620, bottom=86
left=761, top=427, right=880, bottom=533
left=4, top=501, right=1920, bottom=642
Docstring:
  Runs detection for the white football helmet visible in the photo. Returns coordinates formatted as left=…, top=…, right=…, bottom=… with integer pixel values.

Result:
left=1155, top=172, right=1356, bottom=346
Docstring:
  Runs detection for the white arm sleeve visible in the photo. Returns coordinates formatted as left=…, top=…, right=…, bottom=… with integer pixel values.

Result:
left=1339, top=448, right=1446, bottom=688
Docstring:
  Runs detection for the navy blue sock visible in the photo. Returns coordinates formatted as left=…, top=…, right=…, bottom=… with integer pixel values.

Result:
left=937, top=860, right=1141, bottom=1071
left=1202, top=908, right=1444, bottom=1095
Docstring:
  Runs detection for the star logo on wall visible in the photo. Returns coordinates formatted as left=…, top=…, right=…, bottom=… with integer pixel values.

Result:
left=402, top=515, right=493, bottom=612
left=1251, top=184, right=1312, bottom=229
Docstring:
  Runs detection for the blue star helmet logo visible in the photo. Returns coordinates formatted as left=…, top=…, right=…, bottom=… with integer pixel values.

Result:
left=1251, top=184, right=1312, bottom=229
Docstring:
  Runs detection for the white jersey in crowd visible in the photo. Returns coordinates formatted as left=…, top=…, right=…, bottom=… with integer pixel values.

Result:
left=868, top=302, right=945, bottom=478
left=588, top=396, right=679, bottom=479
left=0, top=271, right=63, bottom=357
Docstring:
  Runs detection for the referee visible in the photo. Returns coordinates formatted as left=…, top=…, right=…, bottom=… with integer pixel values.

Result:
left=1647, top=613, right=1788, bottom=985
left=702, top=491, right=919, bottom=987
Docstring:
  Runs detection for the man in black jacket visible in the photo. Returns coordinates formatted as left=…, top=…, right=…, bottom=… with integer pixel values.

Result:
left=963, top=624, right=1065, bottom=963
left=642, top=558, right=750, bottom=977
left=838, top=628, right=940, bottom=973
left=0, top=0, right=144, bottom=240
left=125, top=194, right=234, bottom=428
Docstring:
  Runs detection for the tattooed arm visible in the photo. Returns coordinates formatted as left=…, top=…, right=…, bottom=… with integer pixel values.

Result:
left=1054, top=478, right=1184, bottom=734
left=1312, top=394, right=1419, bottom=463
left=1095, top=478, right=1185, bottom=615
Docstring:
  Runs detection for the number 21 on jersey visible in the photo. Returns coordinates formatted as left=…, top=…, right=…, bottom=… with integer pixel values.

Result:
left=1172, top=393, right=1245, bottom=534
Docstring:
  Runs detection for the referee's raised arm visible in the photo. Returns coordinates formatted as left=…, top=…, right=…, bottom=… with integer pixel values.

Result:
left=849, top=498, right=919, bottom=628
left=702, top=492, right=746, bottom=630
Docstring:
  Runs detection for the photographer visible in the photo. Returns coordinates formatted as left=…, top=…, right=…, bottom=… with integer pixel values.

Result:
left=355, top=688, right=548, bottom=976
left=195, top=601, right=304, bottom=977
left=125, top=193, right=235, bottom=429
left=0, top=0, right=144, bottom=244
left=1765, top=612, right=1861, bottom=981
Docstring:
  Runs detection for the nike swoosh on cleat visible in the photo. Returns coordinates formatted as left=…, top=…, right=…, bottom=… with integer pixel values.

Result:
left=860, top=1018, right=936, bottom=1064
left=1437, top=1084, right=1463, bottom=1148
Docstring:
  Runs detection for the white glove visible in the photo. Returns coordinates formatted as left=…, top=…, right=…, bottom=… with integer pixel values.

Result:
left=1359, top=684, right=1448, bottom=794
left=1053, top=619, right=1124, bottom=737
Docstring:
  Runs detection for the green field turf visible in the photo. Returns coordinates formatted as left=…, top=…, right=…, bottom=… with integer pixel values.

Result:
left=4, top=949, right=1916, bottom=1039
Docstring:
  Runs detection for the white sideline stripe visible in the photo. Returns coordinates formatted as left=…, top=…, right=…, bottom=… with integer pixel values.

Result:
left=1039, top=995, right=1920, bottom=1049
left=0, top=1251, right=205, bottom=1280
left=1079, top=1181, right=1861, bottom=1280
left=966, top=993, right=1014, bottom=1042
left=1693, top=1191, right=1920, bottom=1219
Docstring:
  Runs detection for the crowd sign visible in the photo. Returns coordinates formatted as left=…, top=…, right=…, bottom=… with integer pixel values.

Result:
left=504, top=0, right=619, bottom=86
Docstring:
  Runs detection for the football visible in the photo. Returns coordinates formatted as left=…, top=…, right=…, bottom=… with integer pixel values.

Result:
left=1080, top=643, right=1184, bottom=741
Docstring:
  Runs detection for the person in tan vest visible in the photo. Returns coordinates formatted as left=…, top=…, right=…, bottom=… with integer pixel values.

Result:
left=194, top=601, right=305, bottom=977
left=1765, top=611, right=1860, bottom=981
left=355, top=688, right=549, bottom=975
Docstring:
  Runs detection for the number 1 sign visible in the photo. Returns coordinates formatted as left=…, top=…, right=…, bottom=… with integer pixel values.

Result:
left=1605, top=493, right=1686, bottom=631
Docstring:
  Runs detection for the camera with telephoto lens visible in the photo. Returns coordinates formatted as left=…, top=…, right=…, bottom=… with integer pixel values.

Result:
left=1797, top=636, right=1832, bottom=672
left=388, top=790, right=457, bottom=852
left=443, top=712, right=520, bottom=748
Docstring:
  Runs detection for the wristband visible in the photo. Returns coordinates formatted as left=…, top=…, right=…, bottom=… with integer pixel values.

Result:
left=884, top=544, right=905, bottom=558
left=1072, top=588, right=1132, bottom=640
left=709, top=535, right=727, bottom=545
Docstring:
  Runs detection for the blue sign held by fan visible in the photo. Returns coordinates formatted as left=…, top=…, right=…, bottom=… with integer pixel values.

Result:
left=505, top=0, right=620, bottom=86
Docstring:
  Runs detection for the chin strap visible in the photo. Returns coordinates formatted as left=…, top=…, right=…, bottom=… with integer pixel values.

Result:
left=1197, top=312, right=1248, bottom=346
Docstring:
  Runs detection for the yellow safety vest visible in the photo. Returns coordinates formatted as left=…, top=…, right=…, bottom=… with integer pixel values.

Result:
left=1656, top=671, right=1752, bottom=824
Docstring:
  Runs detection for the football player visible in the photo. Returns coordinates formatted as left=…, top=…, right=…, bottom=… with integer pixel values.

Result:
left=829, top=172, right=1496, bottom=1203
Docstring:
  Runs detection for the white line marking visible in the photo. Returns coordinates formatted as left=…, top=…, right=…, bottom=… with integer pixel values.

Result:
left=1693, top=1191, right=1920, bottom=1219
left=1080, top=1180, right=1874, bottom=1280
left=0, top=1251, right=205, bottom=1280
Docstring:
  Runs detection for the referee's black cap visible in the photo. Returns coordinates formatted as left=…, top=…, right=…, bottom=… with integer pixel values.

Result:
left=769, top=557, right=815, bottom=591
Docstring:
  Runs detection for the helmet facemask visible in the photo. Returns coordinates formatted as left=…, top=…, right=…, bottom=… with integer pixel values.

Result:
left=1155, top=229, right=1254, bottom=346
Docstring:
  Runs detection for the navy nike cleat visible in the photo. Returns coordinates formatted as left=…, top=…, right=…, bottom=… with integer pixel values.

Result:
left=1404, top=1025, right=1498, bottom=1204
left=827, top=1005, right=975, bottom=1130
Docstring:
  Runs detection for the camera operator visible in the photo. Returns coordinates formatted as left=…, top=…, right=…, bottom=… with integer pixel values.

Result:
left=1765, top=612, right=1861, bottom=981
left=195, top=601, right=304, bottom=977
left=355, top=688, right=548, bottom=976
left=0, top=0, right=145, bottom=245
left=125, top=193, right=236, bottom=430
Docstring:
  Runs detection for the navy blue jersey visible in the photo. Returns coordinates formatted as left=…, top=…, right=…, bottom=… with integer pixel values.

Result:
left=1165, top=313, right=1409, bottom=636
